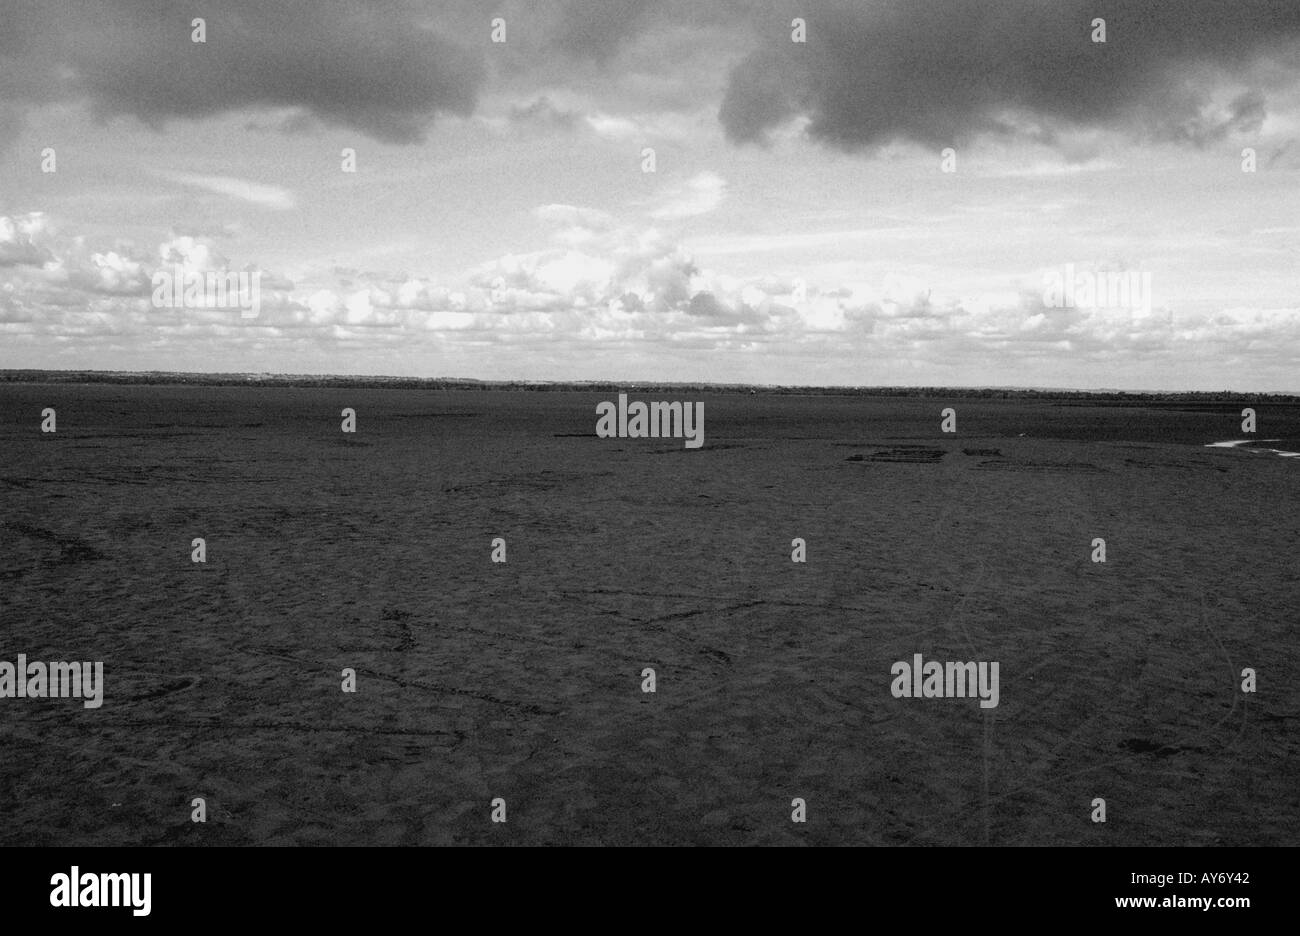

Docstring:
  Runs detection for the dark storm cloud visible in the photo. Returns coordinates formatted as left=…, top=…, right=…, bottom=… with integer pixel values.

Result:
left=0, top=0, right=486, bottom=143
left=550, top=0, right=664, bottom=62
left=720, top=0, right=1300, bottom=149
left=4, top=0, right=1295, bottom=150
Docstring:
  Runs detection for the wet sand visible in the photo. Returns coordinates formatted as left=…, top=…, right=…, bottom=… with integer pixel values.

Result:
left=1, top=386, right=1297, bottom=845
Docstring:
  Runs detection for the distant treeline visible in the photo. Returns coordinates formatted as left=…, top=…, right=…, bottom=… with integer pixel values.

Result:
left=2, top=370, right=1297, bottom=403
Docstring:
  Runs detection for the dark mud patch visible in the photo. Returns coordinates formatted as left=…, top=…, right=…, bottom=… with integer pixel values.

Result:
left=847, top=446, right=945, bottom=464
left=389, top=413, right=481, bottom=420
left=975, top=459, right=1106, bottom=473
left=647, top=443, right=746, bottom=454
left=2, top=520, right=106, bottom=565
left=1126, top=458, right=1229, bottom=473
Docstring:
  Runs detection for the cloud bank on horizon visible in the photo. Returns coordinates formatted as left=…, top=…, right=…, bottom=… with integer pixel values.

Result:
left=1, top=0, right=1298, bottom=388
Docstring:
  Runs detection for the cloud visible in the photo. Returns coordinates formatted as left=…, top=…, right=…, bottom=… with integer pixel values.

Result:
left=0, top=0, right=486, bottom=144
left=83, top=250, right=150, bottom=295
left=985, top=158, right=1121, bottom=178
left=650, top=171, right=727, bottom=220
left=506, top=95, right=583, bottom=131
left=158, top=172, right=297, bottom=210
left=535, top=203, right=618, bottom=250
left=0, top=102, right=26, bottom=156
left=0, top=217, right=299, bottom=322
left=535, top=204, right=616, bottom=231
left=4, top=0, right=1297, bottom=156
left=719, top=0, right=1300, bottom=151
left=481, top=90, right=697, bottom=144
left=0, top=214, right=52, bottom=267
left=549, top=0, right=665, bottom=63
left=5, top=210, right=1300, bottom=390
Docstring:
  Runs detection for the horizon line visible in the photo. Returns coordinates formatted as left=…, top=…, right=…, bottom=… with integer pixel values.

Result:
left=2, top=368, right=1299, bottom=399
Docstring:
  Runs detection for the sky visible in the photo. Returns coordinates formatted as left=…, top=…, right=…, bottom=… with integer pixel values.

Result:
left=1, top=0, right=1298, bottom=389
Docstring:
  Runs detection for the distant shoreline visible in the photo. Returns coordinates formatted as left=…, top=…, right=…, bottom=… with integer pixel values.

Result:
left=2, top=370, right=1298, bottom=403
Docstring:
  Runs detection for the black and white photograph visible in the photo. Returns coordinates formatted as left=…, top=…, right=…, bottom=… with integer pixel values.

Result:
left=0, top=0, right=1294, bottom=916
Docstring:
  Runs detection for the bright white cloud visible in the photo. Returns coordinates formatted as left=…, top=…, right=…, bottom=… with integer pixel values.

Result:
left=4, top=211, right=1300, bottom=391
left=651, top=171, right=727, bottom=220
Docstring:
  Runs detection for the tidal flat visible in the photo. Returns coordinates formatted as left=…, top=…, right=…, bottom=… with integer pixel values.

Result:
left=1, top=385, right=1296, bottom=845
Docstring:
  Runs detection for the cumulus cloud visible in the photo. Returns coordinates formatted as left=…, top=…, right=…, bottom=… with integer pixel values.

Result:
left=83, top=250, right=150, bottom=295
left=0, top=217, right=300, bottom=326
left=4, top=206, right=1299, bottom=386
left=0, top=213, right=52, bottom=267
